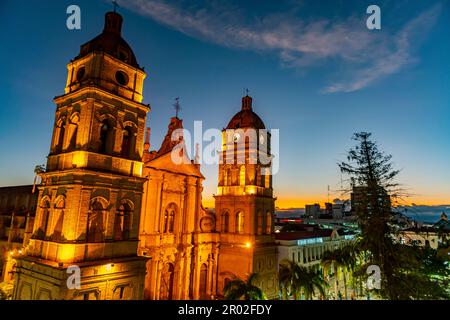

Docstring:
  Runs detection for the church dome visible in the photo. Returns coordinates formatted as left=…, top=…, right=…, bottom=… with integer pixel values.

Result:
left=226, top=95, right=266, bottom=129
left=75, top=12, right=140, bottom=68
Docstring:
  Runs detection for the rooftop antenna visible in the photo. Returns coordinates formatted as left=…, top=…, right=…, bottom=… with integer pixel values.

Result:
left=244, top=88, right=249, bottom=96
left=112, top=0, right=119, bottom=13
left=327, top=185, right=330, bottom=203
left=174, top=97, right=181, bottom=118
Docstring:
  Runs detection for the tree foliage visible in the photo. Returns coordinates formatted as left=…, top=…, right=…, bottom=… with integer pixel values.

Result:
left=223, top=273, right=266, bottom=300
left=339, top=132, right=449, bottom=300
left=279, top=259, right=327, bottom=300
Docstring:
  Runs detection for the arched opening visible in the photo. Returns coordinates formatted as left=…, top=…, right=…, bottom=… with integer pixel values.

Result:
left=264, top=168, right=271, bottom=188
left=266, top=211, right=272, bottom=234
left=221, top=212, right=229, bottom=233
left=256, top=168, right=262, bottom=186
left=87, top=199, right=106, bottom=242
left=99, top=119, right=114, bottom=154
left=199, top=263, right=208, bottom=299
left=54, top=118, right=66, bottom=152
left=37, top=198, right=51, bottom=239
left=120, top=126, right=135, bottom=158
left=114, top=202, right=132, bottom=240
left=160, top=263, right=175, bottom=300
left=223, top=168, right=231, bottom=186
left=51, top=196, right=65, bottom=241
left=239, top=166, right=246, bottom=186
left=68, top=113, right=79, bottom=150
left=257, top=211, right=263, bottom=235
left=163, top=203, right=176, bottom=233
left=169, top=210, right=175, bottom=233
left=235, top=211, right=244, bottom=234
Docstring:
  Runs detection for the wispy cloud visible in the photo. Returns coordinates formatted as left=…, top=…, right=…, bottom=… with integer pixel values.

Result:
left=122, top=0, right=441, bottom=93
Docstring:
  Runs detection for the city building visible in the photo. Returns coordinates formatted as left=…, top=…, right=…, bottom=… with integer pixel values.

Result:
left=305, top=204, right=321, bottom=218
left=0, top=185, right=37, bottom=281
left=276, top=226, right=355, bottom=269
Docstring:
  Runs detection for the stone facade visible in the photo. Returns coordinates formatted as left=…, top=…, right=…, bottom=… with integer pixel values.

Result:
left=9, top=11, right=278, bottom=300
left=139, top=118, right=219, bottom=300
left=214, top=95, right=278, bottom=299
left=12, top=11, right=149, bottom=300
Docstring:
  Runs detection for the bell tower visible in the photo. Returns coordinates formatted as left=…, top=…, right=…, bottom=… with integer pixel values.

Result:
left=13, top=11, right=149, bottom=300
left=214, top=95, right=278, bottom=299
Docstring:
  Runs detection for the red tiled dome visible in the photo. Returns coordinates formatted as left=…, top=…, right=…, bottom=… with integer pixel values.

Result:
left=226, top=96, right=266, bottom=129
left=76, top=12, right=140, bottom=68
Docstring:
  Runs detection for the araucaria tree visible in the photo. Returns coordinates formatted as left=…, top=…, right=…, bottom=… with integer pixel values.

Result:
left=339, top=132, right=448, bottom=300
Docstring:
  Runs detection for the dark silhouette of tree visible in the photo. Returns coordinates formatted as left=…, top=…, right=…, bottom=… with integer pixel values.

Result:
left=339, top=132, right=449, bottom=299
left=223, top=273, right=265, bottom=300
left=279, top=259, right=327, bottom=300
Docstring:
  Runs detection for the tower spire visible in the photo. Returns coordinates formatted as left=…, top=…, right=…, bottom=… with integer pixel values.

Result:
left=112, top=0, right=119, bottom=13
left=241, top=92, right=252, bottom=111
left=174, top=97, right=181, bottom=118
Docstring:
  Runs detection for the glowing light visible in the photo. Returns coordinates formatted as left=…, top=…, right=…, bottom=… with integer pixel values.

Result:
left=9, top=251, right=13, bottom=256
left=247, top=186, right=256, bottom=195
left=72, top=151, right=87, bottom=168
left=105, top=263, right=114, bottom=271
left=18, top=250, right=22, bottom=254
left=58, top=245, right=75, bottom=262
left=245, top=242, right=252, bottom=248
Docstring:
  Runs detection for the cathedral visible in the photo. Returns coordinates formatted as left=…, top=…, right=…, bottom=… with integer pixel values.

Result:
left=11, top=10, right=278, bottom=300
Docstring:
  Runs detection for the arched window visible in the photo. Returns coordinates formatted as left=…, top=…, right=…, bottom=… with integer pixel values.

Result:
left=51, top=196, right=65, bottom=241
left=163, top=210, right=169, bottom=233
left=87, top=199, right=106, bottom=242
left=256, top=169, right=262, bottom=186
left=68, top=113, right=79, bottom=150
left=160, top=263, right=175, bottom=300
left=120, top=126, right=134, bottom=158
left=114, top=202, right=132, bottom=240
left=221, top=212, right=229, bottom=233
left=239, top=166, right=246, bottom=186
left=199, top=264, right=208, bottom=299
left=266, top=211, right=272, bottom=234
left=264, top=168, right=271, bottom=188
left=99, top=119, right=114, bottom=154
left=223, top=168, right=231, bottom=186
left=54, top=118, right=66, bottom=152
left=37, top=198, right=51, bottom=239
left=235, top=211, right=244, bottom=234
left=163, top=203, right=176, bottom=233
left=169, top=210, right=175, bottom=233
left=257, top=211, right=263, bottom=235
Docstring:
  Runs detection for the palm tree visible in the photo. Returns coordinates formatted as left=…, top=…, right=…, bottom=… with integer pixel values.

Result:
left=337, top=244, right=357, bottom=300
left=279, top=259, right=327, bottom=300
left=223, top=273, right=266, bottom=300
left=300, top=267, right=327, bottom=300
left=321, top=249, right=341, bottom=299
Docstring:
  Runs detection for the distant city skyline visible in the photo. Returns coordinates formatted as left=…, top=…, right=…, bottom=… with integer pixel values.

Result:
left=1, top=0, right=449, bottom=208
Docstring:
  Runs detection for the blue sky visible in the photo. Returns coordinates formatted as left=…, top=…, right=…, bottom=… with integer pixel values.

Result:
left=0, top=0, right=449, bottom=207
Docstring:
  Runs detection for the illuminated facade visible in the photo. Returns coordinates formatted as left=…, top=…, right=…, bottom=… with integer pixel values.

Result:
left=139, top=117, right=219, bottom=299
left=12, top=12, right=149, bottom=300
left=10, top=10, right=278, bottom=300
left=214, top=95, right=278, bottom=299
